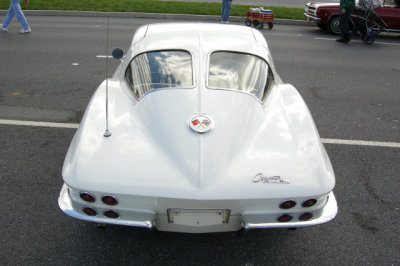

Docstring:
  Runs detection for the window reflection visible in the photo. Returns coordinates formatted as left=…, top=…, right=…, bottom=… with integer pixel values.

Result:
left=208, top=52, right=274, bottom=102
left=125, top=50, right=193, bottom=99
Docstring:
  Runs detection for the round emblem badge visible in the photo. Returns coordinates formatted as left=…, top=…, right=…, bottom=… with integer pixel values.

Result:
left=188, top=114, right=215, bottom=134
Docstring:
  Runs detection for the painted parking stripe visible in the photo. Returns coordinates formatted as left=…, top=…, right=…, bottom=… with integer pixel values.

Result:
left=1, top=119, right=399, bottom=148
left=314, top=37, right=400, bottom=46
left=96, top=55, right=113, bottom=59
left=321, top=138, right=400, bottom=148
left=0, top=119, right=79, bottom=129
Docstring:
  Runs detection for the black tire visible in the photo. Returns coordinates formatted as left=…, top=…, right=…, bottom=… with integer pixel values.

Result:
left=245, top=19, right=252, bottom=27
left=317, top=23, right=327, bottom=30
left=268, top=22, right=273, bottom=29
left=253, top=20, right=259, bottom=27
left=328, top=16, right=341, bottom=34
left=364, top=35, right=375, bottom=45
left=359, top=24, right=367, bottom=40
left=352, top=22, right=359, bottom=36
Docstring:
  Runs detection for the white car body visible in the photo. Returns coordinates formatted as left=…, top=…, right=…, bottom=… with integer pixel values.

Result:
left=58, top=22, right=337, bottom=233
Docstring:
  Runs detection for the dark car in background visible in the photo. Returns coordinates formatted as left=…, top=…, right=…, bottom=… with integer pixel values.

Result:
left=304, top=0, right=400, bottom=34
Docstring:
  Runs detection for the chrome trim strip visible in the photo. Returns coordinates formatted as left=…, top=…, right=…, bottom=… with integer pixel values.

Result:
left=304, top=13, right=321, bottom=23
left=382, top=28, right=400, bottom=33
left=244, top=192, right=337, bottom=229
left=58, top=184, right=153, bottom=228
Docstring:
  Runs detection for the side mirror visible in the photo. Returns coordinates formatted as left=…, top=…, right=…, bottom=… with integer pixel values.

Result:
left=112, top=48, right=124, bottom=60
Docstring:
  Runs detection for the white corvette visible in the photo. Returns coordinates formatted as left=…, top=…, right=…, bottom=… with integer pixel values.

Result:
left=58, top=22, right=337, bottom=233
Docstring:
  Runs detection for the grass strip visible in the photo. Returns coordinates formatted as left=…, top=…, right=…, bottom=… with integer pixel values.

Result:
left=0, top=0, right=305, bottom=20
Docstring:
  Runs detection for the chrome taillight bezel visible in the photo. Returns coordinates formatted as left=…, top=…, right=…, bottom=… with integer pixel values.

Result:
left=101, top=195, right=119, bottom=206
left=80, top=192, right=96, bottom=203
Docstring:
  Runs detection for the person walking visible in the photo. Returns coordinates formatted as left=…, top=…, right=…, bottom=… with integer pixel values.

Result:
left=336, top=0, right=355, bottom=43
left=221, top=0, right=232, bottom=23
left=0, top=0, right=31, bottom=34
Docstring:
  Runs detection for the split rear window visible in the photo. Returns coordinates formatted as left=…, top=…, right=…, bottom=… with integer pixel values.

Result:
left=208, top=51, right=274, bottom=102
left=125, top=50, right=274, bottom=102
left=125, top=50, right=193, bottom=99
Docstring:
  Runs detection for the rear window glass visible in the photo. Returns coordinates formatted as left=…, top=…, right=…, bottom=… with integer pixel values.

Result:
left=208, top=51, right=274, bottom=102
left=125, top=50, right=193, bottom=99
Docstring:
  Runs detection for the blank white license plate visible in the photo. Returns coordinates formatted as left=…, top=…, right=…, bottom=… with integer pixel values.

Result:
left=167, top=209, right=230, bottom=227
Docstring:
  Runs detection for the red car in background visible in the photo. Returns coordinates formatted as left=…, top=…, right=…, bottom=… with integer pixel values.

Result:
left=304, top=0, right=400, bottom=34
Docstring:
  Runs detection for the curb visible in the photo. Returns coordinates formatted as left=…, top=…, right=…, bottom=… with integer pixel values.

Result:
left=0, top=10, right=312, bottom=26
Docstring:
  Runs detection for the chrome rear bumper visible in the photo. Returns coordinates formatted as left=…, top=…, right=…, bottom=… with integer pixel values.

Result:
left=59, top=183, right=337, bottom=232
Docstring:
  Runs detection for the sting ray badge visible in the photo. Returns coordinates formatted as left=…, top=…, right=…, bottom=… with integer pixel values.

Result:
left=252, top=173, right=289, bottom=184
left=188, top=114, right=215, bottom=134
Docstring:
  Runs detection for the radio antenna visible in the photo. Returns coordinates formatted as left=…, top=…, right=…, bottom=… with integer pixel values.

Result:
left=104, top=14, right=111, bottom=138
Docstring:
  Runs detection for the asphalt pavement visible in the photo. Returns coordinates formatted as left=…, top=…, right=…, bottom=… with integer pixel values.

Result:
left=0, top=15, right=399, bottom=265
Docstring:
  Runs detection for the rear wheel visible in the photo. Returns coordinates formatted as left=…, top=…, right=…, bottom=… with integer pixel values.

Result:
left=253, top=20, right=260, bottom=27
left=268, top=22, right=273, bottom=29
left=245, top=19, right=252, bottom=26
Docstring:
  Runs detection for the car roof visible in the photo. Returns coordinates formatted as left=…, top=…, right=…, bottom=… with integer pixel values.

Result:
left=130, top=22, right=270, bottom=60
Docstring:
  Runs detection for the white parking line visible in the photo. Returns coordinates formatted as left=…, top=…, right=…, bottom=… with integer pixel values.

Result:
left=321, top=138, right=400, bottom=148
left=1, top=119, right=399, bottom=148
left=314, top=37, right=400, bottom=46
left=0, top=119, right=79, bottom=129
left=96, top=55, right=113, bottom=59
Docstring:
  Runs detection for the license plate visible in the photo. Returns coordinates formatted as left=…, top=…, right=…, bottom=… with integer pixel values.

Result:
left=167, top=209, right=230, bottom=226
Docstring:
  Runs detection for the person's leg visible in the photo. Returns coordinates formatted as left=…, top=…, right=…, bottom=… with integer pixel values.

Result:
left=221, top=0, right=230, bottom=22
left=11, top=0, right=30, bottom=29
left=339, top=9, right=352, bottom=41
left=221, top=0, right=226, bottom=21
left=344, top=9, right=352, bottom=40
left=1, top=2, right=15, bottom=29
left=226, top=0, right=231, bottom=21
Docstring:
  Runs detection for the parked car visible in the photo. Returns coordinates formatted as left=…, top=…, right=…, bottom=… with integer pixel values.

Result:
left=304, top=0, right=400, bottom=34
left=58, top=23, right=337, bottom=233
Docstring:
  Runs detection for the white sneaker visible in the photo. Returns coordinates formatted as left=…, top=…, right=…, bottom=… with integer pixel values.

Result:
left=0, top=24, right=7, bottom=32
left=19, top=27, right=31, bottom=34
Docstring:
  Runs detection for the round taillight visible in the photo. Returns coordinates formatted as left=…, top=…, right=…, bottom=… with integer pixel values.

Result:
left=80, top=192, right=96, bottom=203
left=302, top=198, right=317, bottom=207
left=299, top=212, right=313, bottom=221
left=280, top=200, right=296, bottom=209
left=102, top=195, right=118, bottom=206
left=104, top=210, right=119, bottom=219
left=277, top=214, right=293, bottom=222
left=83, top=207, right=97, bottom=216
